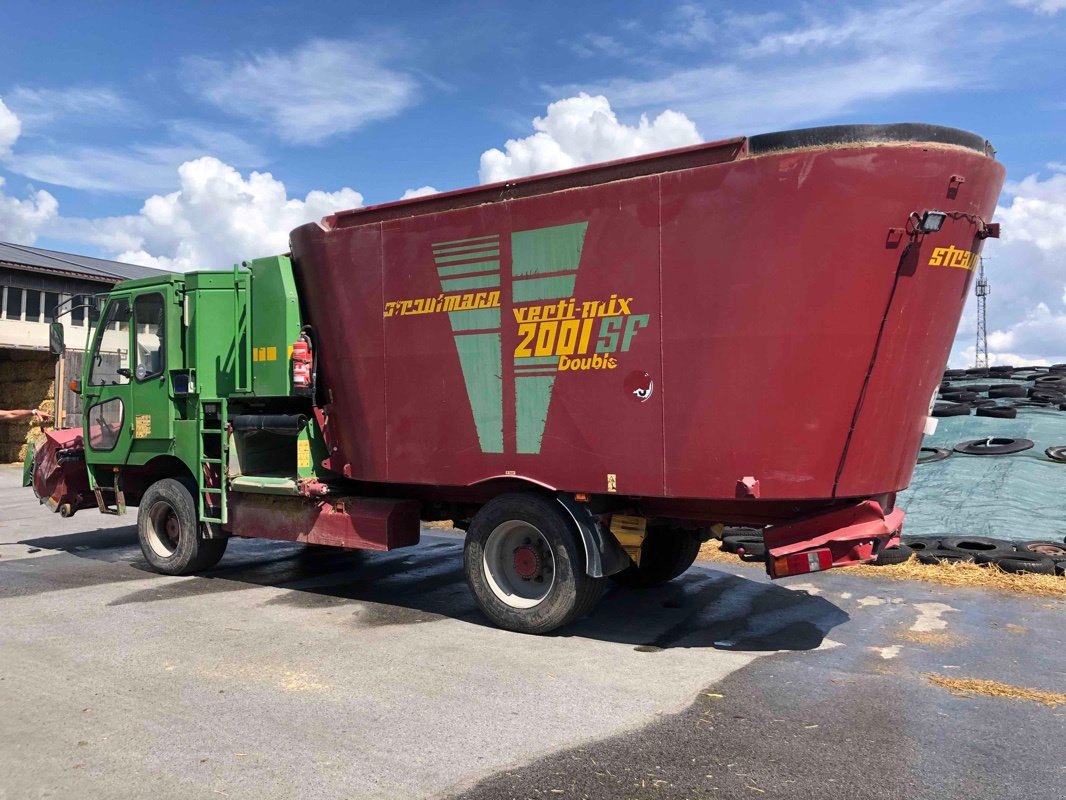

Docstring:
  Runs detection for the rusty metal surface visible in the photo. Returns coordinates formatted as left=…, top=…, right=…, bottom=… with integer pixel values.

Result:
left=228, top=493, right=420, bottom=551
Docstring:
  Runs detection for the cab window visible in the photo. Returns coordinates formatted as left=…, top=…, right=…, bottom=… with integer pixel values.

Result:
left=89, top=298, right=132, bottom=386
left=134, top=294, right=165, bottom=380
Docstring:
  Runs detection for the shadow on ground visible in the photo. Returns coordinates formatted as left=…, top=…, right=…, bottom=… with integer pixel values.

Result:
left=16, top=527, right=848, bottom=652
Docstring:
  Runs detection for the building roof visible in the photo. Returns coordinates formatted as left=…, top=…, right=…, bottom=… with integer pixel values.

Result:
left=0, top=241, right=169, bottom=283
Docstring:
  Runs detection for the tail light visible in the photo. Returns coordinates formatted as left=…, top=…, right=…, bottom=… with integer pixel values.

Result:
left=770, top=548, right=833, bottom=578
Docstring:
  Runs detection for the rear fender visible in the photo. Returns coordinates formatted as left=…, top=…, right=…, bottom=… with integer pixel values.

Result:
left=556, top=494, right=630, bottom=578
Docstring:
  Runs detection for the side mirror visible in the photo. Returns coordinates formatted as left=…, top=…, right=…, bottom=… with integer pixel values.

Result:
left=49, top=322, right=65, bottom=356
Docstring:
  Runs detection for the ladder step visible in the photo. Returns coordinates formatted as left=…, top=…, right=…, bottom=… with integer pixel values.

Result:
left=202, top=488, right=223, bottom=494
left=200, top=458, right=224, bottom=464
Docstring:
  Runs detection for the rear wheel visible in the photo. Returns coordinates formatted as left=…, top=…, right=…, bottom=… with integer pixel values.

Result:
left=138, top=478, right=228, bottom=575
left=463, top=493, right=604, bottom=634
left=610, top=527, right=702, bottom=588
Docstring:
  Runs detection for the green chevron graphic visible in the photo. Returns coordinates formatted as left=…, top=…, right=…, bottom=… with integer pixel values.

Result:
left=433, top=234, right=503, bottom=453
left=511, top=222, right=587, bottom=454
left=434, top=222, right=588, bottom=456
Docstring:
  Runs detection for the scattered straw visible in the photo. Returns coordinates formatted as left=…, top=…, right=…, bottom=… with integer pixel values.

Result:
left=925, top=674, right=1066, bottom=708
left=896, top=630, right=962, bottom=647
left=423, top=520, right=456, bottom=530
left=697, top=541, right=753, bottom=565
left=848, top=556, right=1066, bottom=598
left=695, top=544, right=1066, bottom=597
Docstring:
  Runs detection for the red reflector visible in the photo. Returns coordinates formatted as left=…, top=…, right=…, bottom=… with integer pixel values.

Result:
left=772, top=548, right=833, bottom=578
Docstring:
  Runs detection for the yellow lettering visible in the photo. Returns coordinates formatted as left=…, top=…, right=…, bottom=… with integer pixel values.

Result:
left=534, top=321, right=559, bottom=356
left=515, top=323, right=536, bottom=358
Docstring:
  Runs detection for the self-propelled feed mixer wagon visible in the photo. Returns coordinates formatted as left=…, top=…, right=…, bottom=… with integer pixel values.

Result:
left=28, top=123, right=1005, bottom=634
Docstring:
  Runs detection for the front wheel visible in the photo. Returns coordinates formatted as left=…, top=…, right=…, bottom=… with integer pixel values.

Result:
left=463, top=493, right=604, bottom=634
left=138, top=478, right=228, bottom=575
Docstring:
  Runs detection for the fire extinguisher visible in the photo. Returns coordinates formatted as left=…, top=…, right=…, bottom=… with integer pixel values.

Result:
left=292, top=333, right=313, bottom=394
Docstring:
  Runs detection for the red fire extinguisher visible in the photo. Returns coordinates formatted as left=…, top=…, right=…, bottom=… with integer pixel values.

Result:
left=292, top=333, right=313, bottom=393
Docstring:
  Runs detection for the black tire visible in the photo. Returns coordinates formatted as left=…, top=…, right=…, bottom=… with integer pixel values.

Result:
left=1030, top=390, right=1065, bottom=404
left=963, top=384, right=992, bottom=393
left=1032, top=379, right=1066, bottom=393
left=954, top=437, right=1034, bottom=456
left=903, top=537, right=940, bottom=552
left=1045, top=446, right=1066, bottom=463
left=943, top=369, right=966, bottom=378
left=138, top=478, right=228, bottom=575
left=975, top=552, right=1057, bottom=575
left=722, top=534, right=766, bottom=557
left=874, top=544, right=913, bottom=565
left=1016, top=541, right=1066, bottom=559
left=975, top=405, right=1017, bottom=419
left=988, top=385, right=1025, bottom=398
left=941, top=391, right=978, bottom=402
left=463, top=493, right=604, bottom=634
left=917, top=447, right=951, bottom=464
left=1012, top=400, right=1053, bottom=409
left=939, top=536, right=1017, bottom=559
left=610, top=528, right=702, bottom=588
left=971, top=399, right=999, bottom=408
left=933, top=402, right=971, bottom=418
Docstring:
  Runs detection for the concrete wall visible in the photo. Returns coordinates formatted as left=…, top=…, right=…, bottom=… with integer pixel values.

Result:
left=0, top=349, right=54, bottom=463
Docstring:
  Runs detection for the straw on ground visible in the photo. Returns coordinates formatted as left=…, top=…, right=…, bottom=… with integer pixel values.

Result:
left=925, top=674, right=1066, bottom=707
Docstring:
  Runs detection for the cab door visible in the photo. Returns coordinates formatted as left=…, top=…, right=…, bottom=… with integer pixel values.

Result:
left=128, top=291, right=173, bottom=449
left=82, top=295, right=134, bottom=466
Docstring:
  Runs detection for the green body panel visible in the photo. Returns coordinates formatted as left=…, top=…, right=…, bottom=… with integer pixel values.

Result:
left=230, top=475, right=299, bottom=495
left=184, top=270, right=250, bottom=399
left=75, top=256, right=325, bottom=516
left=249, top=255, right=302, bottom=397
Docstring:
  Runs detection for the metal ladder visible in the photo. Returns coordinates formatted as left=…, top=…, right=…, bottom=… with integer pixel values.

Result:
left=197, top=397, right=229, bottom=525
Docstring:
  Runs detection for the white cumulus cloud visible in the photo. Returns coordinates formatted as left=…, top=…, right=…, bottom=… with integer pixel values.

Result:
left=0, top=177, right=59, bottom=245
left=56, top=157, right=362, bottom=271
left=479, top=93, right=701, bottom=183
left=0, top=98, right=20, bottom=155
left=186, top=39, right=419, bottom=145
left=0, top=99, right=58, bottom=245
left=400, top=185, right=439, bottom=200
left=950, top=167, right=1066, bottom=366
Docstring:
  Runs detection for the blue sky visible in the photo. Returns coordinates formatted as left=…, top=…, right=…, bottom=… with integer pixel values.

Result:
left=1, top=0, right=1065, bottom=363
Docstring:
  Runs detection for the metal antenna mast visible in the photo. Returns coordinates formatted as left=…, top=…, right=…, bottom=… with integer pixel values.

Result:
left=975, top=257, right=989, bottom=369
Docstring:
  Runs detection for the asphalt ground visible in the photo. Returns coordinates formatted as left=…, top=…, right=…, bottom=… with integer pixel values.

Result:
left=1, top=465, right=1064, bottom=799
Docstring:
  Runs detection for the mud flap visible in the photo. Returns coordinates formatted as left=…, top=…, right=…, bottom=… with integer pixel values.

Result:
left=764, top=500, right=904, bottom=579
left=556, top=494, right=630, bottom=578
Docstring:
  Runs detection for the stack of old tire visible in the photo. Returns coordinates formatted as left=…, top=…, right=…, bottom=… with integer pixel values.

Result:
left=875, top=535, right=1066, bottom=575
left=934, top=363, right=1066, bottom=420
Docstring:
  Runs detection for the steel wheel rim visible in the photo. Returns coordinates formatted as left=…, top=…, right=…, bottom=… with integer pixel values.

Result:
left=482, top=521, right=555, bottom=609
left=146, top=500, right=180, bottom=558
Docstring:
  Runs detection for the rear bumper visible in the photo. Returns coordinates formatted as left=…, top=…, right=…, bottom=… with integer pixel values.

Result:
left=763, top=500, right=904, bottom=579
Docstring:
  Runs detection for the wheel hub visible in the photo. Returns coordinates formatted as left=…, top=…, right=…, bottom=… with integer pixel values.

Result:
left=512, top=545, right=542, bottom=580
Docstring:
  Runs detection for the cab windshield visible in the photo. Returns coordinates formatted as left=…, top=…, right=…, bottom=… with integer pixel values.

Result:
left=88, top=297, right=132, bottom=386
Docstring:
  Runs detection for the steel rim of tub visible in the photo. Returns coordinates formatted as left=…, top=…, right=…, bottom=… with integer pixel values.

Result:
left=483, top=521, right=556, bottom=609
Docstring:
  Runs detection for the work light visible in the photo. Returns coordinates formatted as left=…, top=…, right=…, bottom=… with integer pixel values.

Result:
left=919, top=210, right=947, bottom=233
